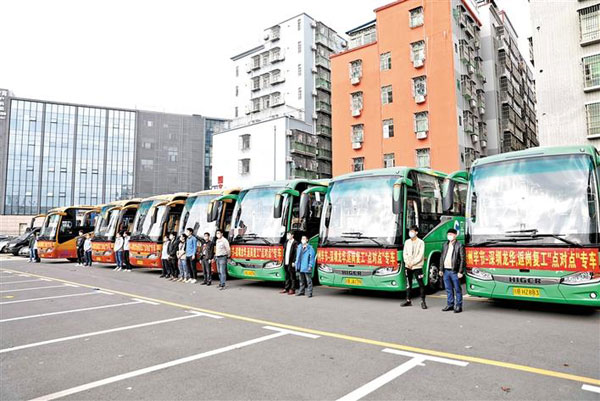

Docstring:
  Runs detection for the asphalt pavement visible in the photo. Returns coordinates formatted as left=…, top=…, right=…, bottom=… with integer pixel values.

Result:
left=0, top=255, right=598, bottom=401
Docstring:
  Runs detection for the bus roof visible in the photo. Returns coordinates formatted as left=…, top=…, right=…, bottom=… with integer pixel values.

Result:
left=139, top=192, right=190, bottom=202
left=103, top=198, right=142, bottom=208
left=239, top=179, right=327, bottom=191
left=186, top=188, right=241, bottom=198
left=472, top=145, right=599, bottom=168
left=46, top=205, right=98, bottom=215
left=330, top=166, right=450, bottom=183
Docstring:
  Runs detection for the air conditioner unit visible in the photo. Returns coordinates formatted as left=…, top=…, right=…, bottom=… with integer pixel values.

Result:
left=470, top=98, right=477, bottom=108
left=415, top=131, right=428, bottom=139
left=286, top=129, right=293, bottom=137
left=479, top=106, right=486, bottom=115
left=312, top=67, right=318, bottom=73
left=471, top=134, right=479, bottom=143
left=415, top=94, right=426, bottom=104
left=352, top=142, right=362, bottom=149
left=312, top=90, right=318, bottom=97
left=468, top=64, right=475, bottom=74
left=481, top=140, right=487, bottom=148
left=312, top=113, right=318, bottom=120
left=286, top=156, right=293, bottom=162
left=352, top=109, right=361, bottom=117
left=413, top=58, right=424, bottom=68
left=311, top=44, right=317, bottom=51
left=264, top=33, right=270, bottom=41
left=351, top=76, right=360, bottom=85
left=311, top=21, right=317, bottom=28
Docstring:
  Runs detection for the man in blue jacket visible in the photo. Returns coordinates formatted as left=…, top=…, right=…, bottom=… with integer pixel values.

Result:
left=185, top=228, right=198, bottom=284
left=295, top=235, right=316, bottom=298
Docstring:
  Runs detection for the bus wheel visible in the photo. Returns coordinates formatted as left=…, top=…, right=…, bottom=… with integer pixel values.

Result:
left=427, top=264, right=442, bottom=293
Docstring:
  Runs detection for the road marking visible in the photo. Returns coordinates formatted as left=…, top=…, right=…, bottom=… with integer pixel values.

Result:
left=337, top=349, right=468, bottom=401
left=130, top=298, right=160, bottom=306
left=4, top=267, right=600, bottom=387
left=29, top=326, right=317, bottom=401
left=0, top=300, right=146, bottom=323
left=0, top=284, right=70, bottom=293
left=0, top=279, right=43, bottom=285
left=0, top=291, right=106, bottom=305
left=0, top=311, right=206, bottom=354
left=582, top=384, right=600, bottom=394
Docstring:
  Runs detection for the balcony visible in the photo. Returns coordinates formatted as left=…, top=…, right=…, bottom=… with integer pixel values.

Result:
left=316, top=100, right=332, bottom=114
left=317, top=125, right=332, bottom=137
left=316, top=78, right=331, bottom=92
left=290, top=141, right=317, bottom=157
left=316, top=54, right=331, bottom=69
left=317, top=148, right=332, bottom=160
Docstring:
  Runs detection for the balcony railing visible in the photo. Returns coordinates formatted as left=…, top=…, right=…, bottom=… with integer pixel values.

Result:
left=316, top=100, right=332, bottom=114
left=315, top=54, right=331, bottom=69
left=315, top=78, right=331, bottom=91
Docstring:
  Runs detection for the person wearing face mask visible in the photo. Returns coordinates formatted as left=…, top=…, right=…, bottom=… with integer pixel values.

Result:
left=280, top=231, right=298, bottom=295
left=214, top=229, right=231, bottom=290
left=295, top=235, right=316, bottom=298
left=438, top=228, right=465, bottom=313
left=402, top=225, right=426, bottom=309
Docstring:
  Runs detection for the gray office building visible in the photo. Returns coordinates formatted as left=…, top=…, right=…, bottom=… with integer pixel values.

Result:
left=0, top=89, right=228, bottom=229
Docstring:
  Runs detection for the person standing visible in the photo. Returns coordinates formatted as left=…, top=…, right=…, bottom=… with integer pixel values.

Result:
left=160, top=234, right=171, bottom=278
left=83, top=233, right=93, bottom=267
left=214, top=229, right=230, bottom=290
left=439, top=228, right=465, bottom=313
left=176, top=234, right=189, bottom=282
left=76, top=230, right=85, bottom=266
left=185, top=228, right=198, bottom=284
left=167, top=232, right=179, bottom=280
left=114, top=232, right=124, bottom=271
left=295, top=235, right=315, bottom=298
left=280, top=232, right=298, bottom=295
left=28, top=231, right=36, bottom=263
left=199, top=232, right=214, bottom=285
left=401, top=225, right=426, bottom=309
left=123, top=231, right=132, bottom=272
left=33, top=232, right=40, bottom=263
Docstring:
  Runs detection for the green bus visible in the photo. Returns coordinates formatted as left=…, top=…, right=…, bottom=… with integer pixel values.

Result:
left=462, top=145, right=600, bottom=306
left=227, top=180, right=328, bottom=282
left=315, top=167, right=467, bottom=292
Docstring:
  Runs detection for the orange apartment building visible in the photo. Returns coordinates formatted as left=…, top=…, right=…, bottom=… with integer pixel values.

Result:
left=331, top=0, right=486, bottom=175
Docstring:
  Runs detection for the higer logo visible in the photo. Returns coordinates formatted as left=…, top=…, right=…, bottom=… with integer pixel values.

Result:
left=508, top=277, right=542, bottom=284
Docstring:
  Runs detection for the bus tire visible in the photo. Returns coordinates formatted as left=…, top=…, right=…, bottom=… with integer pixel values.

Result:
left=427, top=264, right=442, bottom=293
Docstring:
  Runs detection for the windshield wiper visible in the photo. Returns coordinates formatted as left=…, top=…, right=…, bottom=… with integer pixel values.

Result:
left=341, top=232, right=384, bottom=247
left=469, top=237, right=539, bottom=247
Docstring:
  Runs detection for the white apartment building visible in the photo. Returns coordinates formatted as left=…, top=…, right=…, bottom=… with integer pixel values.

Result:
left=213, top=13, right=346, bottom=188
left=530, top=0, right=600, bottom=148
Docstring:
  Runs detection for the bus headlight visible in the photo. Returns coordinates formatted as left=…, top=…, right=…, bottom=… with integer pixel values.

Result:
left=147, top=253, right=158, bottom=260
left=263, top=261, right=280, bottom=269
left=562, top=272, right=599, bottom=285
left=229, top=260, right=239, bottom=267
left=468, top=268, right=493, bottom=281
left=318, top=264, right=333, bottom=273
left=374, top=267, right=397, bottom=276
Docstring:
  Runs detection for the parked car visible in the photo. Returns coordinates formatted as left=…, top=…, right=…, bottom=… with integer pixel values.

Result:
left=18, top=246, right=30, bottom=257
left=0, top=237, right=13, bottom=253
left=4, top=228, right=40, bottom=256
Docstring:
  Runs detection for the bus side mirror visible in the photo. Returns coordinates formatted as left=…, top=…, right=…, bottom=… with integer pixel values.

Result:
left=470, top=193, right=478, bottom=223
left=299, top=193, right=310, bottom=220
left=207, top=201, right=220, bottom=222
left=442, top=179, right=456, bottom=213
left=392, top=184, right=402, bottom=215
left=324, top=203, right=332, bottom=228
left=150, top=208, right=158, bottom=225
left=274, top=194, right=283, bottom=219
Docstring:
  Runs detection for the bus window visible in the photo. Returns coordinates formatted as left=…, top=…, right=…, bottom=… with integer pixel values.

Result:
left=451, top=182, right=468, bottom=216
left=416, top=173, right=443, bottom=233
left=406, top=199, right=419, bottom=232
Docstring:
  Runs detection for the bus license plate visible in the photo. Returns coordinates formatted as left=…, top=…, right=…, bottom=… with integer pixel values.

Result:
left=344, top=278, right=362, bottom=286
left=136, top=260, right=143, bottom=265
left=243, top=270, right=256, bottom=276
left=512, top=287, right=540, bottom=297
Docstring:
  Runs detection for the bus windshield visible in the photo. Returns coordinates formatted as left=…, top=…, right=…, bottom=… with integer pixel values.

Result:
left=131, top=200, right=162, bottom=241
left=468, top=154, right=600, bottom=246
left=178, top=195, right=217, bottom=237
left=231, top=187, right=285, bottom=245
left=39, top=214, right=61, bottom=240
left=320, top=176, right=400, bottom=247
left=95, top=207, right=121, bottom=241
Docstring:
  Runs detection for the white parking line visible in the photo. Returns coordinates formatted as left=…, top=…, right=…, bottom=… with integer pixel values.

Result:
left=337, top=349, right=468, bottom=401
left=582, top=384, right=600, bottom=394
left=29, top=326, right=318, bottom=401
left=0, top=300, right=147, bottom=323
left=0, top=285, right=70, bottom=293
left=0, top=291, right=106, bottom=305
left=0, top=279, right=43, bottom=285
left=0, top=311, right=207, bottom=354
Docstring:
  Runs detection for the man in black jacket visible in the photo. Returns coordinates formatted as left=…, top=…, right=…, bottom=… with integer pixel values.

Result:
left=438, top=228, right=466, bottom=313
left=199, top=232, right=215, bottom=285
left=167, top=232, right=179, bottom=280
left=281, top=232, right=298, bottom=295
left=76, top=230, right=85, bottom=266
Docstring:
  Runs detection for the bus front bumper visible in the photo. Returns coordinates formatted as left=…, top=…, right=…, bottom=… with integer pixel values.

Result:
left=318, top=269, right=403, bottom=292
left=466, top=276, right=600, bottom=307
left=129, top=253, right=161, bottom=268
left=227, top=260, right=285, bottom=282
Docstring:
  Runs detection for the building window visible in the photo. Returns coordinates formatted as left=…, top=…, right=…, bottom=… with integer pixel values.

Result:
left=409, top=7, right=424, bottom=28
left=236, top=65, right=239, bottom=77
left=235, top=107, right=239, bottom=118
left=349, top=60, right=362, bottom=81
left=262, top=52, right=270, bottom=66
left=586, top=102, right=600, bottom=137
left=583, top=54, right=600, bottom=89
left=298, top=87, right=302, bottom=100
left=351, top=91, right=363, bottom=114
left=414, top=112, right=429, bottom=133
left=579, top=4, right=600, bottom=44
left=380, top=52, right=392, bottom=71
left=252, top=77, right=260, bottom=90
left=141, top=159, right=154, bottom=170
left=411, top=41, right=426, bottom=65
left=298, top=18, right=302, bottom=30
left=383, top=153, right=395, bottom=168
left=239, top=134, right=251, bottom=150
left=238, top=158, right=250, bottom=175
left=167, top=147, right=178, bottom=162
left=383, top=119, right=394, bottom=138
left=416, top=148, right=430, bottom=168
left=142, top=142, right=153, bottom=149
left=351, top=124, right=364, bottom=144
left=298, top=64, right=302, bottom=76
left=298, top=41, right=302, bottom=53
left=381, top=85, right=393, bottom=105
left=352, top=157, right=364, bottom=172
left=412, top=76, right=427, bottom=99
left=262, top=74, right=270, bottom=87
left=146, top=121, right=153, bottom=127
left=235, top=86, right=239, bottom=96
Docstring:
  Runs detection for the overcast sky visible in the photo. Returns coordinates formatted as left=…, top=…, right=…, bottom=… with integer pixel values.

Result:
left=1, top=0, right=530, bottom=119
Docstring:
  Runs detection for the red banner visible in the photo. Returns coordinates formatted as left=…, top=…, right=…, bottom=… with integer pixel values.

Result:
left=36, top=240, right=54, bottom=250
left=129, top=242, right=160, bottom=254
left=231, top=245, right=283, bottom=262
left=91, top=242, right=113, bottom=252
left=466, top=247, right=600, bottom=273
left=317, top=247, right=398, bottom=267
